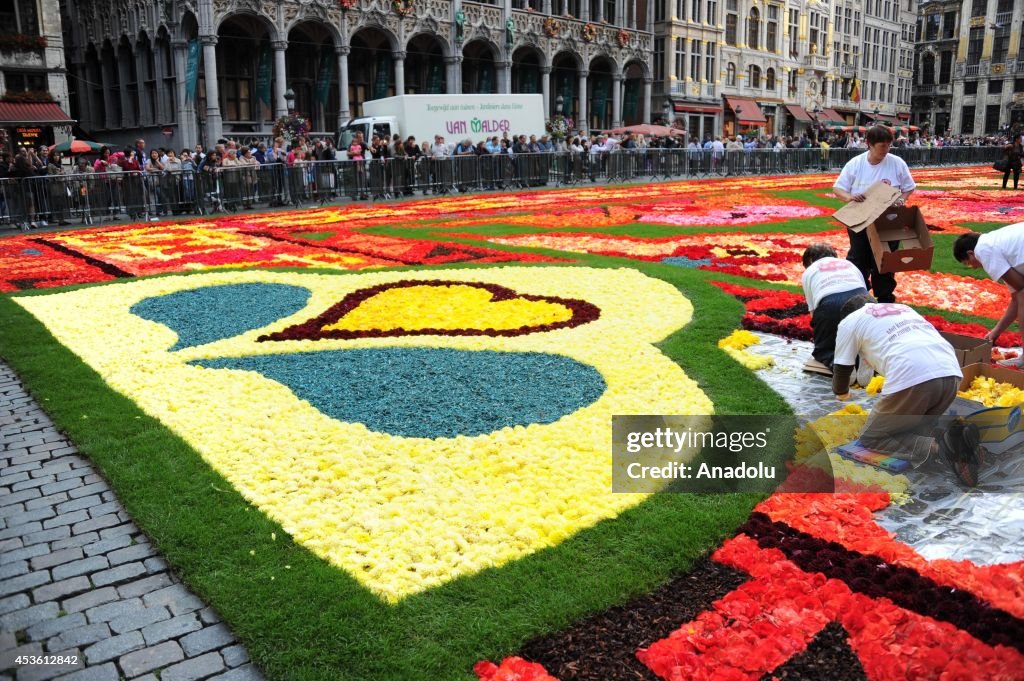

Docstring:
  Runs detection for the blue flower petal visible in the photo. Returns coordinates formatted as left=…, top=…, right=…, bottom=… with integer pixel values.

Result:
left=191, top=348, right=606, bottom=438
left=131, top=283, right=311, bottom=350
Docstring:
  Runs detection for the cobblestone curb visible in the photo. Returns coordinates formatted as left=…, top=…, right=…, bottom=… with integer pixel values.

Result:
left=1, top=362, right=263, bottom=681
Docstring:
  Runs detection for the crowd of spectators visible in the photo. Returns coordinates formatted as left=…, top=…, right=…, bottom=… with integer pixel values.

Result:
left=0, top=125, right=1011, bottom=230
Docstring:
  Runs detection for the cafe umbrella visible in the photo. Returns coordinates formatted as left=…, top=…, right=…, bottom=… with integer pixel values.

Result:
left=48, top=139, right=114, bottom=154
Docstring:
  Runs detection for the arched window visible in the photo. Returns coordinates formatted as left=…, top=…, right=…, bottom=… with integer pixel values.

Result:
left=746, top=7, right=760, bottom=49
left=765, top=67, right=776, bottom=90
left=749, top=64, right=761, bottom=88
left=726, top=62, right=736, bottom=86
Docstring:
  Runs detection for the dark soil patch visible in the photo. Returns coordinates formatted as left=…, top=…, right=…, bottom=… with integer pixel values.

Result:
left=519, top=558, right=746, bottom=680
left=761, top=622, right=868, bottom=681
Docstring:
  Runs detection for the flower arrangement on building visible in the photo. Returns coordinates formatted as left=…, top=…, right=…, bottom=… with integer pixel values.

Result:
left=338, top=0, right=358, bottom=9
left=543, top=17, right=562, bottom=37
left=392, top=0, right=414, bottom=16
left=581, top=23, right=597, bottom=42
left=616, top=29, right=630, bottom=47
left=545, top=113, right=574, bottom=140
left=0, top=90, right=55, bottom=103
left=0, top=34, right=47, bottom=52
left=271, top=112, right=310, bottom=143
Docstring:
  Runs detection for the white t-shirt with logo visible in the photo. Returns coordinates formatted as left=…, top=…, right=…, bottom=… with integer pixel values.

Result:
left=974, top=221, right=1024, bottom=288
left=833, top=152, right=916, bottom=196
left=801, top=257, right=867, bottom=312
left=835, top=303, right=961, bottom=394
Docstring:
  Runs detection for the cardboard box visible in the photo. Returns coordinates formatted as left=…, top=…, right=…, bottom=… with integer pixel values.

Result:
left=959, top=362, right=1024, bottom=392
left=833, top=181, right=934, bottom=273
left=940, top=332, right=993, bottom=368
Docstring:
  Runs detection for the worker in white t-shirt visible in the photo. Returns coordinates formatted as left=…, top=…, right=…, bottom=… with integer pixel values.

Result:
left=832, top=295, right=982, bottom=485
left=832, top=126, right=916, bottom=304
left=800, top=243, right=868, bottom=368
left=954, top=222, right=1024, bottom=356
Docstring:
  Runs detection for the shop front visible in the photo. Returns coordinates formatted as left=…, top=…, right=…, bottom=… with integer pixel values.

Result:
left=0, top=101, right=74, bottom=153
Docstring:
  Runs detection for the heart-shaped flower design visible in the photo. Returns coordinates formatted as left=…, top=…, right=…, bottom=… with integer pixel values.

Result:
left=258, top=280, right=600, bottom=342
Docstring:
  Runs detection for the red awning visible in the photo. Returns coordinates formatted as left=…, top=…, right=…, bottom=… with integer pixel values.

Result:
left=897, top=112, right=911, bottom=120
left=674, top=103, right=722, bottom=114
left=870, top=113, right=898, bottom=125
left=724, top=96, right=767, bottom=125
left=0, top=102, right=75, bottom=125
left=820, top=108, right=846, bottom=123
left=785, top=104, right=814, bottom=122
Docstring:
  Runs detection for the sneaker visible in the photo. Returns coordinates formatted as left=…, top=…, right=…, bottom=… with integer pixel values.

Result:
left=939, top=420, right=982, bottom=487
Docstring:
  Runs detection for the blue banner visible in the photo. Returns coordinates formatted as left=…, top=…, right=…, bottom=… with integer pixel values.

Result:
left=591, top=77, right=608, bottom=129
left=255, top=44, right=272, bottom=106
left=428, top=61, right=444, bottom=94
left=317, top=50, right=334, bottom=104
left=185, top=39, right=201, bottom=102
left=479, top=64, right=494, bottom=94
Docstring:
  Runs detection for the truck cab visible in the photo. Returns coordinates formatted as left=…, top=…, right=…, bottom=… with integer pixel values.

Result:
left=336, top=117, right=398, bottom=159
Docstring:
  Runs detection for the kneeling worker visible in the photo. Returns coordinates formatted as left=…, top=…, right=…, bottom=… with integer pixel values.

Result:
left=832, top=295, right=982, bottom=486
left=801, top=243, right=868, bottom=369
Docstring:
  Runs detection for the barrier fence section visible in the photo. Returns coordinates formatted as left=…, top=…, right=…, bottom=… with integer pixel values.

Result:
left=0, top=146, right=1003, bottom=230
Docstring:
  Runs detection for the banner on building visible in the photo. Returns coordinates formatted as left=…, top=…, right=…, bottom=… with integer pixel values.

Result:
left=317, top=50, right=334, bottom=104
left=560, top=74, right=574, bottom=116
left=185, top=39, right=201, bottom=102
left=591, top=77, right=608, bottom=128
left=374, top=55, right=391, bottom=100
left=428, top=61, right=444, bottom=94
left=479, top=64, right=494, bottom=94
left=256, top=44, right=272, bottom=106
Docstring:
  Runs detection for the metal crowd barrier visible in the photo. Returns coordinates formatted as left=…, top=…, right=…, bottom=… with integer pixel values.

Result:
left=0, top=146, right=1005, bottom=230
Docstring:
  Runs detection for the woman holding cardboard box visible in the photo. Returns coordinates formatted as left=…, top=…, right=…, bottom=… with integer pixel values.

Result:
left=832, top=126, right=916, bottom=303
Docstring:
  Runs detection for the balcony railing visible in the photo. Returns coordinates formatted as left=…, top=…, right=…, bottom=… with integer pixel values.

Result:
left=804, top=54, right=829, bottom=70
left=995, top=12, right=1012, bottom=26
left=840, top=65, right=857, bottom=79
left=964, top=63, right=980, bottom=76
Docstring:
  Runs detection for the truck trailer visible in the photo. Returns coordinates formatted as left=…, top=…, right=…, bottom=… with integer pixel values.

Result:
left=336, top=94, right=546, bottom=158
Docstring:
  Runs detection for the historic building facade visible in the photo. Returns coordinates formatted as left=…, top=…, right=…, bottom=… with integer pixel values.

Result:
left=61, top=0, right=654, bottom=148
left=654, top=0, right=916, bottom=141
left=0, top=0, right=73, bottom=150
left=912, top=0, right=959, bottom=134
left=949, top=0, right=1023, bottom=136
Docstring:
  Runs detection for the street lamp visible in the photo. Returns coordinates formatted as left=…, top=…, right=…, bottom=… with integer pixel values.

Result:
left=735, top=106, right=742, bottom=136
left=284, top=88, right=296, bottom=113
left=663, top=99, right=674, bottom=126
left=555, top=94, right=564, bottom=116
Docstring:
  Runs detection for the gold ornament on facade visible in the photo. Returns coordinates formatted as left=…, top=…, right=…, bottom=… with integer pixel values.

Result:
left=543, top=17, right=562, bottom=37
left=581, top=22, right=596, bottom=42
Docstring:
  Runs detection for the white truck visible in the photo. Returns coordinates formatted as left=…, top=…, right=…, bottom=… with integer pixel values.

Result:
left=336, top=94, right=546, bottom=158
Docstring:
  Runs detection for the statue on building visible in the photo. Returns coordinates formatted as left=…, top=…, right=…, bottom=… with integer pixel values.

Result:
left=455, top=9, right=465, bottom=43
left=506, top=17, right=516, bottom=48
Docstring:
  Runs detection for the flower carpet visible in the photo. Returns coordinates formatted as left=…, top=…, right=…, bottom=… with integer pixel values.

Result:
left=1, top=166, right=1022, bottom=681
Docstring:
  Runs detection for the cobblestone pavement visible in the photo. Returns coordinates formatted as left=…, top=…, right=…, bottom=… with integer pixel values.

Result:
left=749, top=332, right=1024, bottom=567
left=0, top=362, right=262, bottom=681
